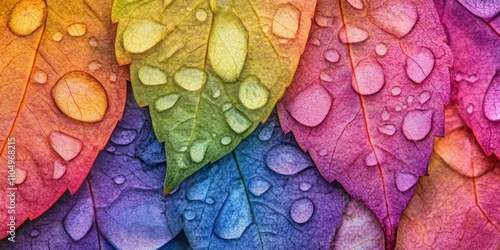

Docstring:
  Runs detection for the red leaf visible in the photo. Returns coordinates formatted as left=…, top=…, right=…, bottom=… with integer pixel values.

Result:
left=277, top=0, right=452, bottom=247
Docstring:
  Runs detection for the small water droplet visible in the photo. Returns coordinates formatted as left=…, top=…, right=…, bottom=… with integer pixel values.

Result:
left=391, top=86, right=402, bottom=96
left=315, top=15, right=334, bottom=27
left=272, top=5, right=300, bottom=38
left=286, top=84, right=332, bottom=127
left=339, top=25, right=369, bottom=44
left=395, top=105, right=402, bottom=111
left=178, top=146, right=188, bottom=152
left=466, top=104, right=474, bottom=114
left=113, top=175, right=126, bottom=185
left=407, top=95, right=414, bottom=103
left=309, top=37, right=322, bottom=46
left=403, top=104, right=408, bottom=109
left=419, top=91, right=431, bottom=104
left=483, top=74, right=500, bottom=121
left=324, top=49, right=340, bottom=63
left=221, top=136, right=232, bottom=145
left=212, top=89, right=221, bottom=99
left=49, top=131, right=82, bottom=161
left=110, top=72, right=117, bottom=82
left=53, top=160, right=66, bottom=180
left=63, top=198, right=94, bottom=241
left=174, top=67, right=206, bottom=91
left=465, top=74, right=478, bottom=83
left=258, top=123, right=275, bottom=141
left=123, top=19, right=165, bottom=53
left=248, top=177, right=271, bottom=196
left=110, top=127, right=137, bottom=145
left=33, top=69, right=47, bottom=84
left=7, top=0, right=46, bottom=36
left=190, top=141, right=208, bottom=163
left=262, top=25, right=270, bottom=33
left=375, top=43, right=388, bottom=56
left=183, top=210, right=196, bottom=221
left=206, top=197, right=215, bottom=204
left=221, top=102, right=233, bottom=112
left=155, top=94, right=180, bottom=112
left=106, top=146, right=116, bottom=152
left=318, top=148, right=328, bottom=156
left=347, top=0, right=364, bottom=9
left=352, top=60, right=385, bottom=95
left=52, top=32, right=63, bottom=41
left=278, top=38, right=288, bottom=44
left=382, top=108, right=390, bottom=121
left=320, top=70, right=334, bottom=82
left=196, top=9, right=207, bottom=21
left=239, top=76, right=269, bottom=110
left=406, top=47, right=435, bottom=84
left=290, top=198, right=314, bottom=224
left=402, top=110, right=433, bottom=141
left=299, top=182, right=312, bottom=192
left=88, top=37, right=98, bottom=47
left=88, top=60, right=102, bottom=71
left=369, top=3, right=418, bottom=38
left=364, top=151, right=378, bottom=166
left=395, top=172, right=418, bottom=192
left=139, top=65, right=168, bottom=86
left=455, top=72, right=464, bottom=82
left=214, top=187, right=252, bottom=239
left=223, top=108, right=252, bottom=134
left=378, top=124, right=397, bottom=136
left=52, top=71, right=108, bottom=122
left=31, top=228, right=40, bottom=237
left=265, top=144, right=313, bottom=175
left=15, top=168, right=27, bottom=185
left=67, top=23, right=87, bottom=37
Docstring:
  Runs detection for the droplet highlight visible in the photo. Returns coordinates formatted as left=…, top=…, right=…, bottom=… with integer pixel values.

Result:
left=52, top=32, right=63, bottom=41
left=7, top=0, right=46, bottom=36
left=347, top=0, right=364, bottom=9
left=49, top=131, right=82, bottom=161
left=352, top=60, right=385, bottom=95
left=467, top=104, right=474, bottom=114
left=290, top=198, right=314, bottom=224
left=402, top=110, right=433, bottom=141
left=63, top=198, right=94, bottom=241
left=286, top=84, right=332, bottom=127
left=239, top=76, right=269, bottom=110
left=88, top=60, right=102, bottom=71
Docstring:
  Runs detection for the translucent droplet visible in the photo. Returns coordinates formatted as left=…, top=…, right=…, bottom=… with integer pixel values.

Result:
left=319, top=148, right=328, bottom=156
left=88, top=37, right=98, bottom=47
left=155, top=94, right=180, bottom=112
left=223, top=108, right=252, bottom=134
left=369, top=3, right=418, bottom=38
left=364, top=151, right=378, bottom=167
left=190, top=141, right=208, bottom=163
left=88, top=60, right=102, bottom=71
left=52, top=32, right=63, bottom=41
left=209, top=12, right=248, bottom=82
left=466, top=104, right=474, bottom=114
left=465, top=74, right=478, bottom=83
left=53, top=160, right=66, bottom=180
left=407, top=95, right=414, bottom=103
left=63, top=198, right=94, bottom=241
left=347, top=0, right=364, bottom=9
left=186, top=178, right=210, bottom=201
left=299, top=182, right=312, bottom=192
left=106, top=146, right=116, bottom=153
left=419, top=91, right=431, bottom=104
left=395, top=105, right=402, bottom=111
left=221, top=102, right=233, bottom=112
left=52, top=71, right=108, bottom=122
left=406, top=47, right=435, bottom=84
left=33, top=69, right=47, bottom=84
left=391, top=86, right=402, bottom=96
left=375, top=43, right=387, bottom=56
left=278, top=38, right=288, bottom=44
left=403, top=104, right=408, bottom=109
left=339, top=25, right=369, bottom=44
left=395, top=172, right=418, bottom=192
left=272, top=5, right=300, bottom=38
left=15, top=168, right=27, bottom=185
left=206, top=197, right=215, bottom=204
left=212, top=89, right=221, bottom=99
left=31, top=228, right=40, bottom=237
left=248, top=177, right=271, bottom=196
left=179, top=146, right=188, bottom=152
left=290, top=198, right=314, bottom=224
left=265, top=144, right=313, bottom=175
left=352, top=60, right=385, bottom=95
left=214, top=187, right=252, bottom=239
left=286, top=84, right=332, bottom=127
left=382, top=108, right=390, bottom=121
left=110, top=127, right=137, bottom=146
left=320, top=71, right=334, bottom=82
left=186, top=7, right=192, bottom=11
left=324, top=49, right=340, bottom=63
left=110, top=72, right=117, bottom=82
left=239, top=76, right=269, bottom=110
left=262, top=25, right=270, bottom=33
left=139, top=65, right=168, bottom=86
left=315, top=15, right=333, bottom=27
left=378, top=124, right=397, bottom=136
left=174, top=67, right=206, bottom=91
left=402, top=110, right=433, bottom=141
left=258, top=123, right=275, bottom=141
left=67, top=23, right=87, bottom=37
left=49, top=131, right=82, bottom=161
left=183, top=210, right=196, bottom=221
left=123, top=19, right=165, bottom=53
left=7, top=0, right=46, bottom=36
left=113, top=175, right=126, bottom=185
left=455, top=72, right=464, bottom=82
left=221, top=136, right=232, bottom=145
left=309, top=37, right=322, bottom=46
left=196, top=9, right=208, bottom=21
left=482, top=74, right=500, bottom=121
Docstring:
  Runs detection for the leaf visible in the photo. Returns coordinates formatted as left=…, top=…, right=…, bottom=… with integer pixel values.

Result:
left=434, top=0, right=500, bottom=157
left=0, top=0, right=127, bottom=239
left=165, top=112, right=347, bottom=249
left=111, top=0, right=317, bottom=192
left=276, top=0, right=452, bottom=247
left=397, top=105, right=500, bottom=249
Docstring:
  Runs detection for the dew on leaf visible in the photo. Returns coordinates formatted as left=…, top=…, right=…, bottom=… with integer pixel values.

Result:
left=178, top=146, right=188, bottom=152
left=205, top=197, right=215, bottom=205
left=223, top=108, right=252, bottom=134
left=403, top=104, right=408, bottom=109
left=290, top=198, right=314, bottom=224
left=155, top=94, right=180, bottom=112
left=214, top=187, right=252, bottom=240
left=320, top=70, right=334, bottom=82
left=7, top=0, right=46, bottom=36
left=406, top=47, right=435, bottom=84
left=375, top=43, right=388, bottom=56
left=186, top=178, right=210, bottom=201
left=221, top=102, right=233, bottom=112
left=67, top=23, right=87, bottom=37
left=88, top=60, right=102, bottom=71
left=309, top=37, right=322, bottom=46
left=482, top=73, right=500, bottom=121
left=262, top=25, right=270, bottom=33
left=395, top=105, right=402, bottom=111
left=382, top=108, right=390, bottom=121
left=395, top=172, right=418, bottom=192
left=196, top=9, right=208, bottom=21
left=183, top=210, right=195, bottom=221
left=347, top=0, right=364, bottom=9
left=88, top=37, right=98, bottom=47
left=248, top=177, right=271, bottom=196
left=190, top=141, right=208, bottom=163
left=174, top=67, right=206, bottom=91
left=402, top=110, right=433, bottom=141
left=52, top=160, right=66, bottom=180
left=123, top=19, right=165, bottom=53
left=239, top=76, right=269, bottom=110
left=324, top=49, right=340, bottom=63
left=352, top=60, right=385, bottom=95
left=32, top=69, right=47, bottom=84
left=258, top=123, right=275, bottom=141
left=465, top=74, right=478, bottom=83
left=272, top=4, right=300, bottom=38
left=364, top=151, right=378, bottom=167
left=106, top=146, right=116, bottom=153
left=221, top=136, right=232, bottom=145
left=319, top=148, right=328, bottom=156
left=339, top=25, right=369, bottom=44
left=369, top=3, right=418, bottom=38
left=378, top=124, right=397, bottom=136
left=212, top=89, right=221, bottom=99
left=391, top=86, right=402, bottom=96
left=419, top=91, right=431, bottom=104
left=265, top=144, right=313, bottom=175
left=455, top=72, right=464, bottom=82
left=407, top=95, right=414, bottom=103
left=52, top=71, right=108, bottom=122
left=110, top=127, right=137, bottom=145
left=30, top=228, right=40, bottom=237
left=286, top=84, right=332, bottom=127
left=139, top=65, right=168, bottom=86
left=113, top=175, right=126, bottom=185
left=49, top=131, right=82, bottom=161
left=15, top=168, right=27, bottom=185
left=63, top=197, right=94, bottom=241
left=52, top=32, right=63, bottom=41
left=466, top=104, right=474, bottom=114
left=299, top=182, right=312, bottom=192
left=315, top=15, right=333, bottom=27
left=110, top=72, right=117, bottom=82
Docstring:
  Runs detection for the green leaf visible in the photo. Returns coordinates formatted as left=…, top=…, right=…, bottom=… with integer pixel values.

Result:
left=112, top=0, right=317, bottom=192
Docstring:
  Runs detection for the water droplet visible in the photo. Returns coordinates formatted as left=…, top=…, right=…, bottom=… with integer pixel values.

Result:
left=223, top=108, right=252, bottom=134
left=174, top=67, right=206, bottom=91
left=299, top=182, right=312, bottom=192
left=88, top=60, right=102, bottom=71
left=139, top=65, right=168, bottom=86
left=407, top=95, right=414, bottom=103
left=212, top=89, right=221, bottom=99
left=178, top=146, right=188, bottom=152
left=63, top=197, right=94, bottom=241
left=318, top=148, right=328, bottom=156
left=455, top=72, right=464, bottom=82
left=402, top=110, right=433, bottom=141
left=286, top=84, right=332, bottom=127
left=278, top=38, right=288, bottom=44
left=33, top=69, right=47, bottom=84
left=458, top=0, right=500, bottom=19
left=419, top=91, right=431, bottom=104
left=347, top=0, right=364, bottom=9
left=7, top=0, right=46, bottom=36
left=315, top=15, right=333, bottom=27
left=123, top=19, right=165, bottom=53
left=214, top=187, right=252, bottom=239
left=465, top=74, right=478, bottom=83
left=403, top=104, right=408, bottom=109
left=309, top=37, right=322, bottom=46
left=49, top=131, right=82, bottom=161
left=324, top=49, right=340, bottom=63
left=186, top=178, right=210, bottom=201
left=31, top=228, right=40, bottom=237
left=110, top=127, right=137, bottom=145
left=183, top=210, right=196, bottom=221
left=364, top=151, right=378, bottom=166
left=378, top=124, right=397, bottom=136
left=206, top=197, right=215, bottom=204
left=113, top=175, right=126, bottom=185
left=190, top=141, right=208, bottom=163
left=239, top=76, right=269, bottom=110
left=52, top=32, right=63, bottom=41
left=52, top=160, right=66, bottom=180
left=262, top=25, right=270, bottom=33
left=395, top=106, right=402, bottom=111
left=290, top=198, right=314, bottom=224
left=196, top=9, right=207, bottom=21
left=482, top=74, right=500, bottom=121
left=110, top=72, right=117, bottom=82
left=320, top=70, right=334, bottom=82
left=52, top=71, right=108, bottom=122
left=265, top=144, right=313, bottom=175
left=339, top=25, right=369, bottom=44
left=209, top=12, right=248, bottom=82
left=106, top=146, right=116, bottom=152
left=272, top=5, right=300, bottom=38
left=221, top=136, right=232, bottom=145
left=248, top=177, right=271, bottom=196
left=221, top=102, right=233, bottom=112
left=88, top=37, right=98, bottom=47
left=466, top=104, right=474, bottom=114
left=15, top=168, right=27, bottom=185
left=186, top=6, right=192, bottom=11
left=395, top=172, right=418, bottom=192
left=352, top=60, right=385, bottom=95
left=155, top=94, right=180, bottom=112
left=258, top=123, right=275, bottom=141
left=406, top=47, right=435, bottom=84
left=375, top=43, right=388, bottom=56
left=391, top=86, right=402, bottom=96
left=67, top=23, right=87, bottom=37
left=369, top=3, right=418, bottom=38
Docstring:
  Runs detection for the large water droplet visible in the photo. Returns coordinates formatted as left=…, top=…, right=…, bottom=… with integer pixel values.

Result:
left=67, top=23, right=87, bottom=37
left=406, top=47, right=435, bottom=84
left=63, top=197, right=94, bottom=241
left=239, top=76, right=269, bottom=110
left=15, top=168, right=27, bottom=185
left=391, top=86, right=402, bottom=96
left=419, top=91, right=431, bottom=104
left=324, top=49, right=340, bottom=63
left=395, top=172, right=418, bottom=192
left=299, top=182, right=312, bottom=192
left=352, top=60, right=385, bottom=95
left=467, top=104, right=474, bottom=114
left=290, top=198, right=314, bottom=224
left=139, top=65, right=168, bottom=86
left=379, top=124, right=397, bottom=136
left=33, top=69, right=47, bottom=84
left=186, top=178, right=210, bottom=201
left=223, top=108, right=252, bottom=134
left=155, top=94, right=180, bottom=112
left=258, top=123, right=275, bottom=141
left=286, top=84, right=332, bottom=127
left=221, top=136, right=232, bottom=145
left=53, top=160, right=66, bottom=180
left=209, top=12, right=248, bottom=82
left=375, top=43, right=388, bottom=56
left=272, top=4, right=300, bottom=38
left=347, top=0, right=364, bottom=9
left=183, top=210, right=196, bottom=221
left=190, top=141, right=208, bottom=163
left=52, top=71, right=108, bottom=122
left=7, top=0, right=46, bottom=36
left=174, top=67, right=206, bottom=91
left=248, top=177, right=271, bottom=196
left=214, top=187, right=253, bottom=239
left=123, top=19, right=165, bottom=53
left=49, top=131, right=82, bottom=161
left=196, top=9, right=208, bottom=21
left=113, top=175, right=126, bottom=185
left=339, top=25, right=369, bottom=44
left=369, top=3, right=418, bottom=38
left=402, top=110, right=433, bottom=141
left=482, top=73, right=500, bottom=121
left=110, top=127, right=137, bottom=146
left=265, top=144, right=313, bottom=175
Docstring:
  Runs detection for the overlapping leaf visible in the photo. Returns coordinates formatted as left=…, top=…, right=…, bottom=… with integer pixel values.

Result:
left=434, top=0, right=500, bottom=157
left=277, top=0, right=452, bottom=247
left=0, top=0, right=127, bottom=239
left=111, top=0, right=317, bottom=192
